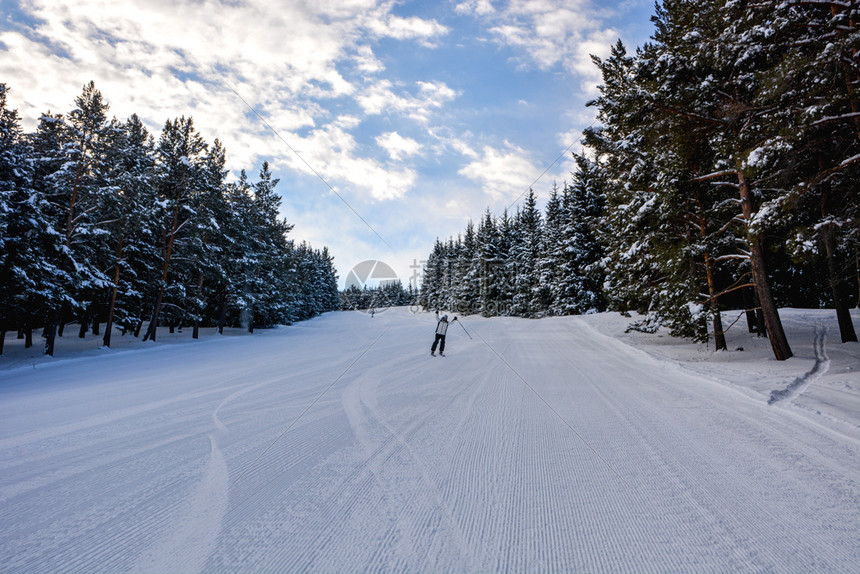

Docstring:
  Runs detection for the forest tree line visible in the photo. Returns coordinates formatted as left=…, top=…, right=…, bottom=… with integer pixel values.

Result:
left=339, top=280, right=418, bottom=312
left=0, top=82, right=339, bottom=356
left=420, top=0, right=860, bottom=361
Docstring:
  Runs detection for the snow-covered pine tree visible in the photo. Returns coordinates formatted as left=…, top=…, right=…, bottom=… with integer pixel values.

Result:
left=534, top=184, right=563, bottom=314
left=28, top=111, right=77, bottom=354
left=419, top=239, right=446, bottom=311
left=185, top=139, right=229, bottom=337
left=510, top=189, right=542, bottom=317
left=442, top=236, right=459, bottom=311
left=143, top=116, right=208, bottom=342
left=0, top=84, right=38, bottom=354
left=651, top=0, right=794, bottom=358
left=221, top=169, right=257, bottom=328
left=556, top=155, right=606, bottom=316
left=585, top=40, right=666, bottom=323
left=27, top=83, right=115, bottom=354
left=588, top=35, right=721, bottom=342
left=496, top=209, right=516, bottom=315
left=100, top=114, right=159, bottom=346
left=454, top=220, right=480, bottom=314
left=250, top=162, right=296, bottom=327
left=476, top=209, right=503, bottom=316
left=760, top=0, right=860, bottom=342
left=65, top=82, right=116, bottom=342
left=316, top=246, right=340, bottom=312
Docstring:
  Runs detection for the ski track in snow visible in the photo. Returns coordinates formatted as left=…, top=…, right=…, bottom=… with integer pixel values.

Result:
left=129, top=372, right=279, bottom=572
left=768, top=324, right=831, bottom=405
left=1, top=310, right=859, bottom=573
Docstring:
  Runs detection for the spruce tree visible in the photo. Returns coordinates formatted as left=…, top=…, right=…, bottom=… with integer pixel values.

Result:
left=0, top=85, right=38, bottom=353
left=100, top=114, right=159, bottom=346
left=143, top=116, right=208, bottom=342
left=510, top=189, right=542, bottom=317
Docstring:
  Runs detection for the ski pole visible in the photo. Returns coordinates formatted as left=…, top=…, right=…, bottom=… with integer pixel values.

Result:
left=452, top=317, right=472, bottom=339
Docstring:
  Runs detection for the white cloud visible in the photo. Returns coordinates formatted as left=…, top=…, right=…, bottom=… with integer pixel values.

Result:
left=356, top=79, right=459, bottom=123
left=458, top=142, right=538, bottom=201
left=0, top=0, right=448, bottom=199
left=455, top=0, right=496, bottom=16
left=355, top=79, right=407, bottom=116
left=365, top=13, right=449, bottom=46
left=464, top=0, right=618, bottom=93
left=284, top=121, right=417, bottom=201
left=417, top=81, right=458, bottom=103
left=353, top=44, right=385, bottom=73
left=376, top=132, right=422, bottom=161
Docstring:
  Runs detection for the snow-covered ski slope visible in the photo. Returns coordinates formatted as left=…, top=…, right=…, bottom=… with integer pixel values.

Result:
left=2, top=308, right=859, bottom=573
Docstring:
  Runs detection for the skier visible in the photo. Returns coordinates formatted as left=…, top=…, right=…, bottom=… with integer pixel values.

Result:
left=431, top=312, right=452, bottom=356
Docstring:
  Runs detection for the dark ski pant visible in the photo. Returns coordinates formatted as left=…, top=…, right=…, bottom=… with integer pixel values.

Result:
left=431, top=334, right=446, bottom=354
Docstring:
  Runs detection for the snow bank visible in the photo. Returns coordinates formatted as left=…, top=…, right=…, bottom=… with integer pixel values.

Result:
left=579, top=308, right=860, bottom=435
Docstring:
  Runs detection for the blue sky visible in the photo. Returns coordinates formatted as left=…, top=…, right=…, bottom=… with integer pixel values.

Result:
left=1, top=0, right=656, bottom=287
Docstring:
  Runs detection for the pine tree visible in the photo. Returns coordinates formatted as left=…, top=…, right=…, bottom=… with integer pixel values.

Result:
left=249, top=162, right=295, bottom=328
left=510, top=189, right=542, bottom=316
left=476, top=210, right=503, bottom=316
left=535, top=184, right=562, bottom=314
left=100, top=114, right=159, bottom=346
left=419, top=239, right=446, bottom=311
left=186, top=139, right=229, bottom=337
left=143, top=116, right=208, bottom=342
left=585, top=40, right=665, bottom=321
left=454, top=220, right=480, bottom=314
left=0, top=85, right=38, bottom=354
left=557, top=156, right=606, bottom=316
left=762, top=1, right=860, bottom=342
left=586, top=1, right=801, bottom=358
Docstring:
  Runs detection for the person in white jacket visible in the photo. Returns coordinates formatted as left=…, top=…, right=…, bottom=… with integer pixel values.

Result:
left=431, top=312, right=450, bottom=356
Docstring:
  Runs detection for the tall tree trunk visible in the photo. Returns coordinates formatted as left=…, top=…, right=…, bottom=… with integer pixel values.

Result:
left=856, top=244, right=860, bottom=308
left=91, top=302, right=100, bottom=336
left=694, top=193, right=727, bottom=351
left=143, top=286, right=164, bottom=342
left=754, top=289, right=767, bottom=338
left=193, top=271, right=204, bottom=339
left=704, top=252, right=727, bottom=351
left=217, top=290, right=228, bottom=335
left=738, top=168, right=792, bottom=360
left=144, top=203, right=181, bottom=342
left=44, top=309, right=61, bottom=356
left=78, top=306, right=89, bottom=338
left=57, top=306, right=67, bottom=337
left=824, top=229, right=858, bottom=342
left=742, top=286, right=758, bottom=334
left=103, top=237, right=124, bottom=348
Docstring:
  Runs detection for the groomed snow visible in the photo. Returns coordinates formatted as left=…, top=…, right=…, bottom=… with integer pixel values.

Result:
left=1, top=308, right=858, bottom=573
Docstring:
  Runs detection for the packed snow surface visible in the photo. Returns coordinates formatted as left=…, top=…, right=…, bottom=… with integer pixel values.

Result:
left=1, top=308, right=859, bottom=573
